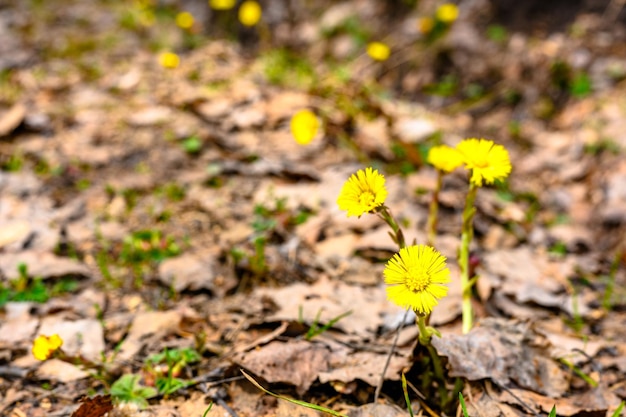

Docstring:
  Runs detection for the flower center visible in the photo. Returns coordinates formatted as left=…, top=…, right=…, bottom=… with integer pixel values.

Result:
left=474, top=156, right=489, bottom=168
left=405, top=266, right=430, bottom=292
left=359, top=191, right=376, bottom=208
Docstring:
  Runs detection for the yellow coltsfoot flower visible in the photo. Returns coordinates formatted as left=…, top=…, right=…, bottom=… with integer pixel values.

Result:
left=427, top=145, right=464, bottom=172
left=290, top=109, right=319, bottom=145
left=32, top=334, right=63, bottom=361
left=176, top=11, right=194, bottom=29
left=337, top=167, right=387, bottom=217
left=456, top=138, right=511, bottom=186
left=384, top=245, right=450, bottom=315
left=209, top=0, right=235, bottom=10
left=366, top=42, right=391, bottom=62
left=436, top=3, right=459, bottom=24
left=238, top=1, right=262, bottom=26
left=159, top=52, right=180, bottom=69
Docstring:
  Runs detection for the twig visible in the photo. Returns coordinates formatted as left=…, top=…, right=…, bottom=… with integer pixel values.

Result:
left=374, top=308, right=411, bottom=402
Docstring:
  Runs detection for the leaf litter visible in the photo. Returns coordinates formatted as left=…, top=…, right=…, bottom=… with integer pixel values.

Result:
left=0, top=1, right=626, bottom=416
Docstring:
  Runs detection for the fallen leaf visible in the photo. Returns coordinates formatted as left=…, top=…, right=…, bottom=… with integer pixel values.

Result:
left=71, top=395, right=113, bottom=417
left=432, top=318, right=569, bottom=397
left=235, top=340, right=336, bottom=394
left=0, top=103, right=26, bottom=137
left=115, top=310, right=182, bottom=362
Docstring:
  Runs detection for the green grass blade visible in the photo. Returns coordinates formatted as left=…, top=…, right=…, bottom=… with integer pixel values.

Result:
left=401, top=373, right=414, bottom=417
left=548, top=405, right=557, bottom=417
left=201, top=402, right=213, bottom=417
left=610, top=401, right=625, bottom=417
left=459, top=392, right=469, bottom=417
left=241, top=370, right=348, bottom=417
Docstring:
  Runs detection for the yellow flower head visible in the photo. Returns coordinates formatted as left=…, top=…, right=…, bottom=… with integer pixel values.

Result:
left=159, top=52, right=180, bottom=69
left=384, top=245, right=450, bottom=315
left=290, top=109, right=319, bottom=145
left=366, top=42, right=391, bottom=62
left=456, top=138, right=512, bottom=186
left=32, top=334, right=63, bottom=361
left=418, top=16, right=435, bottom=34
left=209, top=0, right=235, bottom=10
left=436, top=3, right=459, bottom=24
left=427, top=145, right=464, bottom=172
left=239, top=1, right=262, bottom=26
left=337, top=167, right=387, bottom=217
left=176, top=11, right=194, bottom=29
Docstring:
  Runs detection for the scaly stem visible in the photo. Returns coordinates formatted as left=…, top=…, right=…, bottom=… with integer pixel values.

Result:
left=374, top=205, right=406, bottom=403
left=427, top=170, right=444, bottom=247
left=377, top=206, right=406, bottom=249
left=417, top=314, right=449, bottom=406
left=460, top=183, right=478, bottom=334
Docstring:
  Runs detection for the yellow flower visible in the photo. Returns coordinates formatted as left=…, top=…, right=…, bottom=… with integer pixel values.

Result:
left=427, top=145, right=464, bottom=172
left=337, top=167, right=388, bottom=217
left=176, top=11, right=194, bottom=29
left=159, top=52, right=180, bottom=69
left=418, top=16, right=435, bottom=34
left=456, top=138, right=512, bottom=186
left=32, top=334, right=63, bottom=361
left=366, top=42, right=391, bottom=62
left=209, top=0, right=235, bottom=10
left=290, top=109, right=319, bottom=145
left=436, top=3, right=459, bottom=24
left=384, top=245, right=450, bottom=315
left=238, top=1, right=262, bottom=26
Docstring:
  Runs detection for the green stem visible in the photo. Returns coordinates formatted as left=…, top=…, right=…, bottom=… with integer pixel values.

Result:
left=378, top=206, right=406, bottom=249
left=460, top=183, right=478, bottom=334
left=417, top=314, right=448, bottom=406
left=427, top=170, right=443, bottom=247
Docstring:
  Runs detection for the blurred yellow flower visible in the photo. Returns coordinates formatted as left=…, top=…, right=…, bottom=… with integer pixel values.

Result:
left=209, top=0, right=235, bottom=10
left=337, top=167, right=387, bottom=217
left=366, top=42, right=391, bottom=62
left=290, top=109, right=319, bottom=145
left=436, top=3, right=459, bottom=24
left=418, top=16, right=435, bottom=34
left=427, top=145, right=464, bottom=172
left=32, top=334, right=63, bottom=361
left=176, top=11, right=194, bottom=29
left=238, top=1, right=262, bottom=26
left=159, top=52, right=180, bottom=69
left=384, top=245, right=450, bottom=315
left=456, top=138, right=511, bottom=186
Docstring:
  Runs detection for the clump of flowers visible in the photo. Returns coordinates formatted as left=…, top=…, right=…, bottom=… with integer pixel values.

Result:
left=290, top=109, right=320, bottom=145
left=32, top=334, right=63, bottom=361
left=238, top=0, right=262, bottom=26
left=366, top=42, right=391, bottom=62
left=456, top=138, right=511, bottom=333
left=337, top=167, right=451, bottom=403
left=337, top=167, right=388, bottom=218
left=159, top=52, right=180, bottom=69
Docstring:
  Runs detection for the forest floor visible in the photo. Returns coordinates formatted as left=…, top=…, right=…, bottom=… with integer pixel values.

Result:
left=1, top=1, right=626, bottom=416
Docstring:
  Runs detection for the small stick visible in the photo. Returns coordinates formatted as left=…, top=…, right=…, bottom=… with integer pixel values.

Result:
left=374, top=308, right=411, bottom=402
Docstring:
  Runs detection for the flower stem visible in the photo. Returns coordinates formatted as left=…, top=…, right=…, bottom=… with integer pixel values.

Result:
left=378, top=206, right=406, bottom=249
left=427, top=170, right=444, bottom=247
left=460, top=183, right=478, bottom=334
left=417, top=314, right=449, bottom=406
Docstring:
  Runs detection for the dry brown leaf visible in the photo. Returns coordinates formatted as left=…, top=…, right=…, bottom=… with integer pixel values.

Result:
left=257, top=276, right=390, bottom=337
left=234, top=340, right=338, bottom=394
left=0, top=251, right=90, bottom=281
left=116, top=310, right=182, bottom=362
left=432, top=318, right=569, bottom=397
